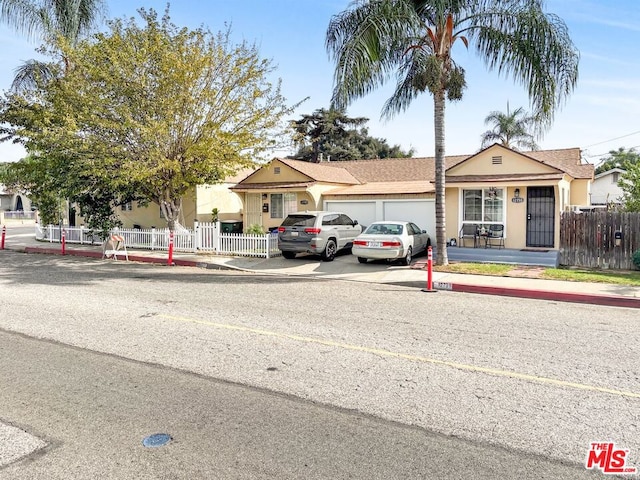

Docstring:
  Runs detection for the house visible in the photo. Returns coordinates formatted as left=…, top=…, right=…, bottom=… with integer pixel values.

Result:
left=109, top=168, right=254, bottom=229
left=230, top=145, right=594, bottom=250
left=0, top=184, right=32, bottom=212
left=589, top=168, right=626, bottom=207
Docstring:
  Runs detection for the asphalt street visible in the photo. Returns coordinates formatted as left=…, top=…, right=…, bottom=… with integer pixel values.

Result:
left=1, top=250, right=637, bottom=478
left=0, top=330, right=595, bottom=479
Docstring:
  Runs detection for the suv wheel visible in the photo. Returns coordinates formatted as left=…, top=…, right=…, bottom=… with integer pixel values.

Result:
left=401, top=246, right=412, bottom=266
left=322, top=239, right=337, bottom=261
left=282, top=251, right=296, bottom=259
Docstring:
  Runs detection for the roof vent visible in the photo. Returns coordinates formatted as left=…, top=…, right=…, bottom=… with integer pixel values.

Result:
left=492, top=156, right=502, bottom=165
left=274, top=167, right=280, bottom=174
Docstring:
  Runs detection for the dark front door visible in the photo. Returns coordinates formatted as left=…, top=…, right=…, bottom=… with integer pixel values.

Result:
left=526, top=187, right=555, bottom=248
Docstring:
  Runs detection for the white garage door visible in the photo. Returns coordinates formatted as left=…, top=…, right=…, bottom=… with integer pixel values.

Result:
left=324, top=201, right=376, bottom=228
left=383, top=201, right=435, bottom=238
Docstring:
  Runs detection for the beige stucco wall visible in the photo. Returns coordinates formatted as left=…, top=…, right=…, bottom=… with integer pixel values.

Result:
left=445, top=188, right=459, bottom=243
left=569, top=178, right=590, bottom=206
left=448, top=146, right=560, bottom=176
left=447, top=184, right=561, bottom=249
left=195, top=184, right=244, bottom=222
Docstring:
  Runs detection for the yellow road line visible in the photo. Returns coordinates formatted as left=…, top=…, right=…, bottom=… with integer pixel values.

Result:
left=160, top=314, right=640, bottom=399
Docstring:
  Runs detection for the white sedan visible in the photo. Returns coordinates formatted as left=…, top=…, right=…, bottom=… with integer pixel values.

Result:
left=352, top=221, right=431, bottom=265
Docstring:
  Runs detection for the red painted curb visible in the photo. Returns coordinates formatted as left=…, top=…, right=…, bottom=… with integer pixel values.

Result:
left=450, top=283, right=640, bottom=309
left=23, top=246, right=202, bottom=268
left=19, top=246, right=640, bottom=308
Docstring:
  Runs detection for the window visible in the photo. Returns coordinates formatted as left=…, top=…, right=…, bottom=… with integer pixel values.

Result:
left=270, top=193, right=297, bottom=219
left=121, top=202, right=133, bottom=211
left=612, top=172, right=619, bottom=184
left=274, top=167, right=281, bottom=174
left=463, top=188, right=504, bottom=223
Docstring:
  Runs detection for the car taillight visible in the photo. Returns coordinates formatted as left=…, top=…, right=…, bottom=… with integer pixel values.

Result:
left=382, top=241, right=401, bottom=247
left=353, top=240, right=367, bottom=246
left=304, top=228, right=321, bottom=234
left=277, top=227, right=285, bottom=232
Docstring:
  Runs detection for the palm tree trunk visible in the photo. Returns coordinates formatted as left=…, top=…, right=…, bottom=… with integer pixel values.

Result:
left=434, top=89, right=448, bottom=266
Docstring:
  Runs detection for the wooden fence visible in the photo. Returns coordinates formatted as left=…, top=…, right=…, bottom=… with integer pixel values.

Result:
left=559, top=211, right=639, bottom=269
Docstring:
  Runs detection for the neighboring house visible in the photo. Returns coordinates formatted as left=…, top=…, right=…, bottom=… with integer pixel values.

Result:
left=107, top=168, right=254, bottom=229
left=0, top=184, right=32, bottom=211
left=231, top=144, right=593, bottom=250
left=589, top=168, right=626, bottom=207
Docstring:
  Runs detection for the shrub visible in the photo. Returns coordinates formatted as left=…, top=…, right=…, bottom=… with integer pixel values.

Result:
left=633, top=250, right=640, bottom=270
left=246, top=224, right=265, bottom=235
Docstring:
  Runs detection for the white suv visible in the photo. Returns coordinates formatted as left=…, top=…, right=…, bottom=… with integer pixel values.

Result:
left=277, top=211, right=362, bottom=261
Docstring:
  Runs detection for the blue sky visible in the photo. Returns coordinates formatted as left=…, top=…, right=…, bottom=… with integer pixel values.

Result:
left=0, top=0, right=638, bottom=166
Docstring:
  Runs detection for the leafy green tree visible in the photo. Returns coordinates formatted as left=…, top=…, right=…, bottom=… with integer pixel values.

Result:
left=620, top=163, right=640, bottom=212
left=0, top=155, right=65, bottom=225
left=290, top=108, right=368, bottom=162
left=480, top=104, right=539, bottom=150
left=0, top=8, right=293, bottom=231
left=290, top=108, right=414, bottom=161
left=326, top=0, right=579, bottom=265
left=594, top=147, right=640, bottom=175
left=0, top=0, right=106, bottom=90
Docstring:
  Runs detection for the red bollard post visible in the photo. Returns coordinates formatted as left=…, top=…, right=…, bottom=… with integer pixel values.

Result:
left=61, top=229, right=66, bottom=255
left=1, top=225, right=6, bottom=250
left=167, top=230, right=174, bottom=266
left=421, top=246, right=437, bottom=293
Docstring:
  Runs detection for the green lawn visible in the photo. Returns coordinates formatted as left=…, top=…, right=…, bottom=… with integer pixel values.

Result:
left=433, top=262, right=640, bottom=286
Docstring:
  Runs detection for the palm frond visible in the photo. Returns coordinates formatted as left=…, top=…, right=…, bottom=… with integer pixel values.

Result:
left=11, top=59, right=54, bottom=91
left=326, top=0, right=422, bottom=110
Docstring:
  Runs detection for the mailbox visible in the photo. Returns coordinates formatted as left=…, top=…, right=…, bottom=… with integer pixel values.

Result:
left=614, top=230, right=623, bottom=247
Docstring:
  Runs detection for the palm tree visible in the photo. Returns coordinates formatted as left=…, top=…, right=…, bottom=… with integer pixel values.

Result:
left=0, top=0, right=106, bottom=90
left=481, top=103, right=539, bottom=150
left=326, top=0, right=579, bottom=265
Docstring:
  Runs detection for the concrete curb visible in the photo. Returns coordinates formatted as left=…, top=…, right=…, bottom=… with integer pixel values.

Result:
left=11, top=245, right=640, bottom=309
left=440, top=282, right=640, bottom=309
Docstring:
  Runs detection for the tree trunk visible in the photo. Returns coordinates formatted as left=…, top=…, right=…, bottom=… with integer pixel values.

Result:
left=434, top=89, right=448, bottom=266
left=159, top=197, right=181, bottom=232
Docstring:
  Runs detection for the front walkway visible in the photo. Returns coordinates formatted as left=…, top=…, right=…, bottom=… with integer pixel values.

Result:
left=443, top=246, right=559, bottom=267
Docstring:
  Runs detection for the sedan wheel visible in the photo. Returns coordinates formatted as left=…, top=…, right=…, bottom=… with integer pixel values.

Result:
left=401, top=246, right=412, bottom=266
left=322, top=239, right=337, bottom=261
left=282, top=251, right=296, bottom=259
left=357, top=257, right=368, bottom=264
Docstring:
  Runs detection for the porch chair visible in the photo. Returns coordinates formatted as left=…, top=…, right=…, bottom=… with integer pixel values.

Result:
left=485, top=224, right=505, bottom=249
left=458, top=224, right=478, bottom=248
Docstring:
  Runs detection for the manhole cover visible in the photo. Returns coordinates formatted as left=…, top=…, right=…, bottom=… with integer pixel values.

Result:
left=142, top=433, right=172, bottom=448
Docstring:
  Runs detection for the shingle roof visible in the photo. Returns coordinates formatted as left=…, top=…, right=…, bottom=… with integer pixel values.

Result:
left=521, top=148, right=592, bottom=179
left=322, top=155, right=467, bottom=182
left=319, top=147, right=591, bottom=181
left=325, top=180, right=434, bottom=196
left=446, top=173, right=565, bottom=183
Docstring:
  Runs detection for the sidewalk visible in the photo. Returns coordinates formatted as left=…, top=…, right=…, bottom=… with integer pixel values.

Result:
left=3, top=226, right=639, bottom=309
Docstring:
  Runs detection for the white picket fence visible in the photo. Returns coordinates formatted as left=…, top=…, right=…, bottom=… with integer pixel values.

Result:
left=36, top=222, right=282, bottom=258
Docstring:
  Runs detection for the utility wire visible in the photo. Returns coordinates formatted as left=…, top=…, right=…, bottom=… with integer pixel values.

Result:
left=583, top=130, right=640, bottom=148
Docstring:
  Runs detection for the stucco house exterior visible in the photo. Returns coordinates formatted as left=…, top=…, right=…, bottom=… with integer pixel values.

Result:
left=106, top=144, right=593, bottom=251
left=231, top=144, right=593, bottom=250
left=589, top=167, right=626, bottom=207
left=0, top=184, right=32, bottom=212
left=110, top=168, right=254, bottom=229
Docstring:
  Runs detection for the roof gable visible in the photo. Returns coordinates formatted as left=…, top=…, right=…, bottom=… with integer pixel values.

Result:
left=237, top=158, right=360, bottom=186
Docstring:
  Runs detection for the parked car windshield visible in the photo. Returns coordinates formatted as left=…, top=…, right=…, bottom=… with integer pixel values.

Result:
left=364, top=224, right=403, bottom=235
left=281, top=214, right=316, bottom=227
